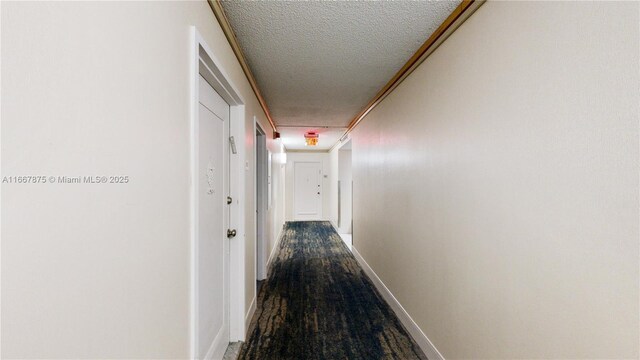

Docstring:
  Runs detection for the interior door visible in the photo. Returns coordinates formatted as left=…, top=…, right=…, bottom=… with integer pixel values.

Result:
left=197, top=74, right=230, bottom=359
left=293, top=161, right=322, bottom=220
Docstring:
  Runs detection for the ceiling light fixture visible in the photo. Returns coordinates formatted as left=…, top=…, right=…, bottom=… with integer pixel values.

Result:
left=304, top=132, right=319, bottom=146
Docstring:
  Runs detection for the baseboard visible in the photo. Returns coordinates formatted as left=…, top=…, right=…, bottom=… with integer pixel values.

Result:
left=329, top=222, right=352, bottom=251
left=203, top=325, right=228, bottom=360
left=352, top=246, right=445, bottom=360
left=244, top=293, right=256, bottom=337
left=267, top=226, right=284, bottom=268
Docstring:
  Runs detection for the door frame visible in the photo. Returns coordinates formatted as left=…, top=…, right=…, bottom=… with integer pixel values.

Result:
left=293, top=161, right=323, bottom=220
left=337, top=139, right=353, bottom=234
left=190, top=27, right=247, bottom=359
left=254, top=120, right=268, bottom=281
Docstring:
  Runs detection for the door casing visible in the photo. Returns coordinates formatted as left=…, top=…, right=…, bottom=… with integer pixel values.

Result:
left=254, top=121, right=268, bottom=281
left=190, top=27, right=248, bottom=359
left=196, top=74, right=229, bottom=359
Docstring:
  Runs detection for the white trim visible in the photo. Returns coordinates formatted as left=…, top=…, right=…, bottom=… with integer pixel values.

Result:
left=229, top=104, right=247, bottom=342
left=245, top=294, right=257, bottom=334
left=189, top=30, right=198, bottom=357
left=252, top=118, right=258, bottom=289
left=190, top=27, right=248, bottom=357
left=267, top=226, right=285, bottom=268
left=328, top=222, right=352, bottom=251
left=254, top=119, right=268, bottom=281
left=351, top=246, right=445, bottom=360
left=329, top=221, right=339, bottom=235
left=204, top=328, right=229, bottom=360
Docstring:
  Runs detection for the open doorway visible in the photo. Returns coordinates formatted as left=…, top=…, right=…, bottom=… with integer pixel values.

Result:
left=337, top=140, right=353, bottom=249
left=255, top=122, right=268, bottom=289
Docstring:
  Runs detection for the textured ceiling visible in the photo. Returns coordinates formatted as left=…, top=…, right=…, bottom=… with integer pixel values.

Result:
left=221, top=0, right=461, bottom=128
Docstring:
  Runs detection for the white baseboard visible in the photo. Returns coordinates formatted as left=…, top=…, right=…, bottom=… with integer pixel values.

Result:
left=204, top=326, right=228, bottom=360
left=329, top=222, right=352, bottom=251
left=244, top=225, right=281, bottom=340
left=244, top=293, right=256, bottom=338
left=352, top=246, right=445, bottom=360
left=267, top=226, right=284, bottom=268
left=329, top=221, right=339, bottom=233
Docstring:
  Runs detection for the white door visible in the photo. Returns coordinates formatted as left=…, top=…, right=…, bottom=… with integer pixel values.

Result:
left=197, top=75, right=230, bottom=359
left=293, top=162, right=322, bottom=220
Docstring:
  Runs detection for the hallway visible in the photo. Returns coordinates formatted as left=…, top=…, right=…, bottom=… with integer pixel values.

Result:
left=238, top=222, right=426, bottom=360
left=2, top=1, right=638, bottom=359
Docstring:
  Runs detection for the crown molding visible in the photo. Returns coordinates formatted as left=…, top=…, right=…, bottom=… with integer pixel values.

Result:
left=330, top=0, right=484, bottom=152
left=208, top=0, right=277, bottom=133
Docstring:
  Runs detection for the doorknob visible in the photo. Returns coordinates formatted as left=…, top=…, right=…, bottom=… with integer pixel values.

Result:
left=227, top=229, right=237, bottom=238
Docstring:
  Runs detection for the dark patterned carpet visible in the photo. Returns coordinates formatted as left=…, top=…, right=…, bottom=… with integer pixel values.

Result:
left=238, top=221, right=427, bottom=360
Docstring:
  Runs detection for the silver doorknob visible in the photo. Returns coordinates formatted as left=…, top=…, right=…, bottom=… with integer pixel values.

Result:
left=227, top=229, right=237, bottom=238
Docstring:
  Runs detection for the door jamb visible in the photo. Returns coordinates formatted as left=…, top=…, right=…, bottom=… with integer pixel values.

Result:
left=254, top=120, right=268, bottom=281
left=337, top=139, right=353, bottom=235
left=190, top=27, right=247, bottom=359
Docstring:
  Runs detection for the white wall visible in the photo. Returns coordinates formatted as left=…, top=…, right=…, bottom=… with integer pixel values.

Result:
left=285, top=152, right=331, bottom=221
left=1, top=1, right=285, bottom=358
left=351, top=2, right=639, bottom=359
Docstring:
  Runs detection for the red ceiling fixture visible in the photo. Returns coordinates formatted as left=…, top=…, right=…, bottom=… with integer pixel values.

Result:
left=304, top=131, right=319, bottom=146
